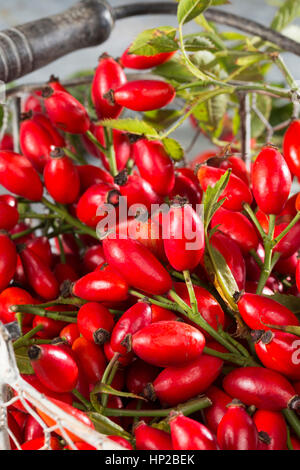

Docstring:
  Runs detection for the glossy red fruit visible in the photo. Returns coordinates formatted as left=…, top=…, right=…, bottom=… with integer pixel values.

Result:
left=83, top=245, right=106, bottom=273
left=60, top=323, right=80, bottom=346
left=23, top=92, right=43, bottom=114
left=54, top=262, right=78, bottom=284
left=211, top=207, right=258, bottom=253
left=26, top=236, right=53, bottom=268
left=121, top=47, right=175, bottom=70
left=72, top=337, right=106, bottom=385
left=283, top=119, right=300, bottom=178
left=92, top=55, right=127, bottom=119
left=133, top=139, right=175, bottom=196
left=76, top=182, right=120, bottom=228
left=91, top=125, right=131, bottom=172
left=32, top=313, right=67, bottom=340
left=197, top=166, right=252, bottom=211
left=252, top=146, right=291, bottom=215
left=77, top=302, right=114, bottom=345
left=0, top=133, right=14, bottom=151
left=43, top=88, right=90, bottom=134
left=223, top=367, right=300, bottom=411
left=173, top=282, right=225, bottom=339
left=273, top=221, right=300, bottom=259
left=116, top=170, right=163, bottom=213
left=217, top=400, right=258, bottom=450
left=147, top=354, right=223, bottom=406
left=28, top=344, right=78, bottom=393
left=297, top=259, right=300, bottom=292
left=0, top=287, right=34, bottom=325
left=37, top=397, right=94, bottom=443
left=32, top=113, right=66, bottom=148
left=47, top=75, right=68, bottom=93
left=112, top=80, right=176, bottom=112
left=169, top=171, right=203, bottom=208
left=163, top=203, right=205, bottom=272
left=103, top=236, right=172, bottom=295
left=73, top=264, right=129, bottom=303
left=108, top=436, right=134, bottom=450
left=78, top=164, right=114, bottom=192
left=20, top=115, right=54, bottom=172
left=24, top=415, right=44, bottom=442
left=44, top=149, right=80, bottom=204
left=151, top=305, right=178, bottom=323
left=253, top=410, right=287, bottom=450
left=204, top=386, right=231, bottom=434
left=7, top=412, right=23, bottom=449
left=21, top=437, right=61, bottom=450
left=0, top=201, right=19, bottom=231
left=170, top=414, right=219, bottom=450
left=20, top=247, right=59, bottom=300
left=111, top=302, right=152, bottom=357
left=104, top=340, right=132, bottom=367
left=126, top=359, right=160, bottom=395
left=132, top=321, right=205, bottom=367
left=0, top=151, right=43, bottom=201
left=0, top=233, right=17, bottom=291
left=210, top=232, right=246, bottom=290
left=135, top=422, right=173, bottom=450
left=253, top=330, right=300, bottom=380
left=237, top=293, right=299, bottom=331
left=219, top=155, right=250, bottom=185
left=275, top=251, right=298, bottom=276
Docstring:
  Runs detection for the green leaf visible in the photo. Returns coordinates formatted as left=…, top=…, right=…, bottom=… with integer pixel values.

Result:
left=15, top=348, right=34, bottom=374
left=264, top=294, right=300, bottom=314
left=178, top=0, right=212, bottom=25
left=162, top=138, right=184, bottom=161
left=271, top=0, right=300, bottom=31
left=203, top=170, right=231, bottom=230
left=143, top=109, right=183, bottom=131
left=251, top=94, right=272, bottom=139
left=129, top=27, right=178, bottom=56
left=89, top=412, right=131, bottom=438
left=154, top=59, right=195, bottom=83
left=99, top=119, right=159, bottom=138
left=211, top=0, right=230, bottom=4
left=184, top=36, right=215, bottom=51
left=91, top=383, right=146, bottom=401
left=236, top=54, right=268, bottom=67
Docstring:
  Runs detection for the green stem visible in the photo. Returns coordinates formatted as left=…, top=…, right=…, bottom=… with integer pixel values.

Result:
left=72, top=389, right=93, bottom=411
left=57, top=234, right=66, bottom=265
left=104, top=128, right=118, bottom=177
left=103, top=396, right=212, bottom=418
left=11, top=223, right=45, bottom=241
left=273, top=55, right=299, bottom=90
left=101, top=353, right=120, bottom=408
left=249, top=249, right=264, bottom=269
left=243, top=203, right=266, bottom=241
left=183, top=270, right=198, bottom=316
left=129, top=290, right=185, bottom=315
left=14, top=338, right=53, bottom=349
left=10, top=304, right=77, bottom=323
left=41, top=197, right=98, bottom=239
left=256, top=214, right=276, bottom=295
left=85, top=130, right=108, bottom=155
left=282, top=409, right=300, bottom=440
left=33, top=297, right=85, bottom=308
left=13, top=324, right=44, bottom=350
left=272, top=212, right=300, bottom=247
left=20, top=212, right=57, bottom=221
left=63, top=147, right=87, bottom=165
left=203, top=347, right=259, bottom=367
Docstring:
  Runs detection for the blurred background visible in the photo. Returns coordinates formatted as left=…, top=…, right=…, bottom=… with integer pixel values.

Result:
left=0, top=0, right=299, bottom=156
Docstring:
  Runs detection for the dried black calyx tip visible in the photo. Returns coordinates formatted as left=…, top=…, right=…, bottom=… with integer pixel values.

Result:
left=99, top=52, right=111, bottom=61
left=16, top=243, right=26, bottom=255
left=288, top=395, right=300, bottom=411
left=258, top=431, right=271, bottom=445
left=227, top=398, right=245, bottom=408
left=114, top=169, right=128, bottom=187
left=171, top=196, right=188, bottom=207
left=48, top=74, right=59, bottom=83
left=51, top=337, right=66, bottom=346
left=127, top=133, right=143, bottom=144
left=107, top=189, right=121, bottom=207
left=20, top=111, right=33, bottom=121
left=103, top=89, right=115, bottom=105
left=28, top=345, right=41, bottom=361
left=233, top=290, right=243, bottom=303
left=143, top=383, right=156, bottom=402
left=60, top=280, right=72, bottom=298
left=138, top=298, right=151, bottom=306
left=93, top=328, right=111, bottom=346
left=260, top=330, right=274, bottom=345
left=42, top=86, right=54, bottom=99
left=120, top=334, right=132, bottom=353
left=250, top=329, right=265, bottom=343
left=50, top=147, right=65, bottom=159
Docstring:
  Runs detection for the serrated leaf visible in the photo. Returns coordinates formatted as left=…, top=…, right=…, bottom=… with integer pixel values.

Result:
left=91, top=383, right=146, bottom=401
left=99, top=119, right=159, bottom=138
left=271, top=0, right=300, bottom=32
left=154, top=59, right=195, bottom=83
left=203, top=170, right=231, bottom=229
left=264, top=293, right=300, bottom=314
left=184, top=36, right=215, bottom=51
left=162, top=138, right=184, bottom=161
left=251, top=94, right=272, bottom=139
left=129, top=27, right=178, bottom=56
left=15, top=348, right=34, bottom=374
left=89, top=412, right=131, bottom=438
left=178, top=0, right=212, bottom=25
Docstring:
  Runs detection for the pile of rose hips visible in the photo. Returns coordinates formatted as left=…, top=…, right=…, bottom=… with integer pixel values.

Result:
left=0, top=46, right=300, bottom=452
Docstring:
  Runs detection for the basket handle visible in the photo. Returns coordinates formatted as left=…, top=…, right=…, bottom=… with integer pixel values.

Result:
left=0, top=0, right=114, bottom=83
